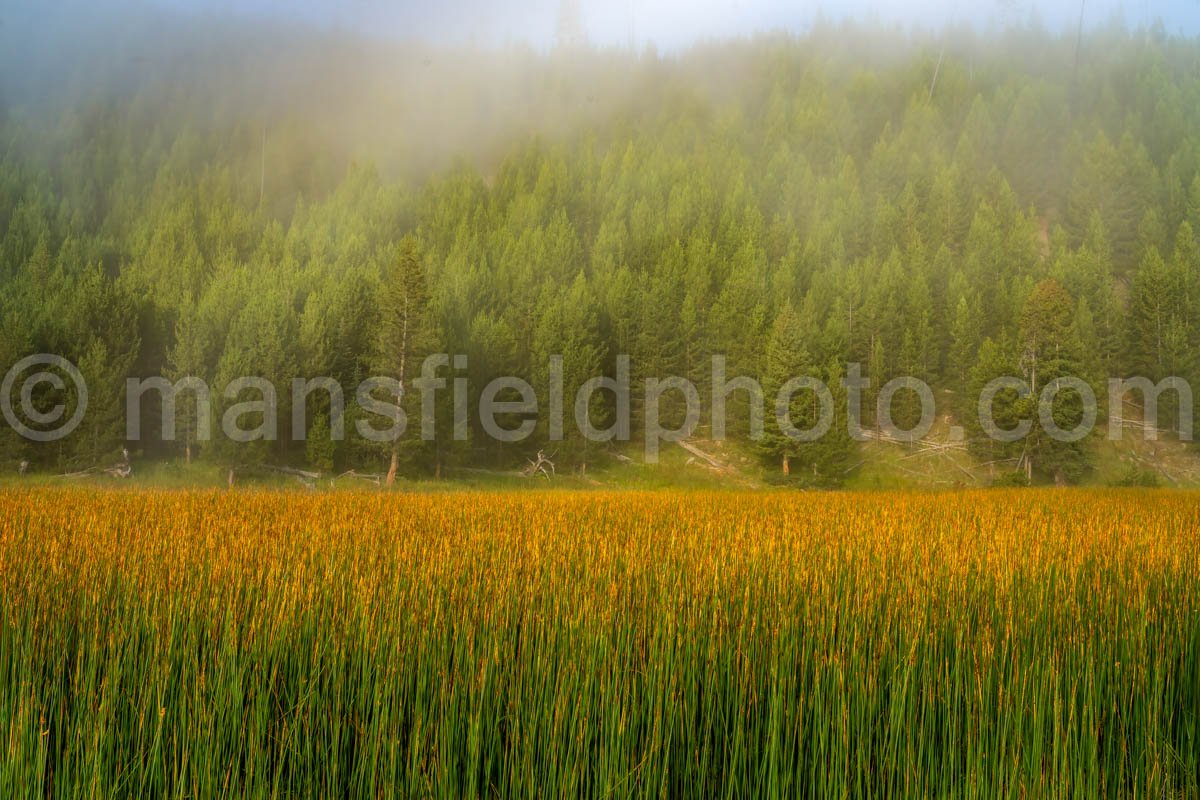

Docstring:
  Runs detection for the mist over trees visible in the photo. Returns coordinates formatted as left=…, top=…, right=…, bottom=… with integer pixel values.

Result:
left=1, top=11, right=1199, bottom=485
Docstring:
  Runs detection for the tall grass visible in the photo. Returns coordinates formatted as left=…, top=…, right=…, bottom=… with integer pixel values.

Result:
left=1, top=488, right=1197, bottom=797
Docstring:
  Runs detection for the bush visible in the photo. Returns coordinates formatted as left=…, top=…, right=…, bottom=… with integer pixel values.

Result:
left=1111, top=465, right=1160, bottom=488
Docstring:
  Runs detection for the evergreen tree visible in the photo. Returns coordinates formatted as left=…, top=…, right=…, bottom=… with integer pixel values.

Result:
left=965, top=337, right=1023, bottom=472
left=946, top=295, right=980, bottom=402
left=759, top=303, right=815, bottom=476
left=1018, top=280, right=1091, bottom=483
left=532, top=273, right=606, bottom=472
left=372, top=236, right=434, bottom=485
left=166, top=307, right=212, bottom=465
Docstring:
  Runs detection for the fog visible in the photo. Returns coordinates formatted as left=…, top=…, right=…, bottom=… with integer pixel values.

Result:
left=87, top=0, right=1200, bottom=48
left=0, top=0, right=1196, bottom=182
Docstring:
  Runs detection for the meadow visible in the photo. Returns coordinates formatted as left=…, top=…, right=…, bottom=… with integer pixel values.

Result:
left=0, top=488, right=1197, bottom=797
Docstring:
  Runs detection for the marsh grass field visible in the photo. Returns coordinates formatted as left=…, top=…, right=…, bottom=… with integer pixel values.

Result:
left=1, top=487, right=1197, bottom=797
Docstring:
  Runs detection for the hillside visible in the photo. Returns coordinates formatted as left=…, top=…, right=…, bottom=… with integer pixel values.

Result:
left=1, top=16, right=1199, bottom=487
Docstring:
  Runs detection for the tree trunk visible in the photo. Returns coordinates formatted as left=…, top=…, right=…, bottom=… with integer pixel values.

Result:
left=385, top=446, right=399, bottom=486
left=385, top=312, right=409, bottom=487
left=782, top=455, right=790, bottom=475
left=1027, top=356, right=1037, bottom=483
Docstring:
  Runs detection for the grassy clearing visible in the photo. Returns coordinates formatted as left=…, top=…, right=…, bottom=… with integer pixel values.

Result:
left=0, top=488, right=1198, bottom=797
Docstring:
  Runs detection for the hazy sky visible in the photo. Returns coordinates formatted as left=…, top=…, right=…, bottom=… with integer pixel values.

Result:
left=150, top=0, right=1198, bottom=48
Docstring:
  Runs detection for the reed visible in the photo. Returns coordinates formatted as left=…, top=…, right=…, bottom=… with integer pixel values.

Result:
left=1, top=488, right=1197, bottom=797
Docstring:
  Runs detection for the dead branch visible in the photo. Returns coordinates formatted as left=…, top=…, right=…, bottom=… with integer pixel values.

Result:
left=228, top=464, right=321, bottom=488
left=522, top=450, right=557, bottom=479
left=676, top=440, right=726, bottom=471
left=263, top=465, right=321, bottom=481
left=336, top=470, right=383, bottom=486
left=59, top=460, right=131, bottom=480
left=103, top=463, right=132, bottom=479
left=940, top=452, right=979, bottom=485
left=451, top=467, right=525, bottom=478
left=257, top=465, right=320, bottom=488
left=974, top=458, right=1020, bottom=469
left=843, top=459, right=866, bottom=475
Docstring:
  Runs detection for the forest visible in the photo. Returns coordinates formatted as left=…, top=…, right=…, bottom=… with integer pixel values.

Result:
left=1, top=13, right=1199, bottom=486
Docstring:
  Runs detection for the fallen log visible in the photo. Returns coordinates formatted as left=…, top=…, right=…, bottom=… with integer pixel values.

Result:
left=676, top=440, right=726, bottom=471
left=336, top=470, right=383, bottom=486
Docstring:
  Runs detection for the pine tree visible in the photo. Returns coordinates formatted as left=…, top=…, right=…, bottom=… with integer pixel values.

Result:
left=946, top=295, right=980, bottom=403
left=867, top=336, right=886, bottom=431
left=64, top=266, right=141, bottom=468
left=166, top=307, right=212, bottom=465
left=759, top=303, right=815, bottom=476
left=1125, top=248, right=1174, bottom=378
left=965, top=337, right=1023, bottom=471
left=0, top=308, right=33, bottom=468
left=305, top=412, right=336, bottom=473
left=373, top=236, right=434, bottom=485
left=533, top=273, right=606, bottom=472
left=211, top=288, right=297, bottom=470
left=812, top=359, right=856, bottom=484
left=1189, top=174, right=1200, bottom=233
left=1018, top=280, right=1091, bottom=483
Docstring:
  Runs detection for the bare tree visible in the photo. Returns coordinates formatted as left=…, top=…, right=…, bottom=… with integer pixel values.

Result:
left=523, top=450, right=557, bottom=479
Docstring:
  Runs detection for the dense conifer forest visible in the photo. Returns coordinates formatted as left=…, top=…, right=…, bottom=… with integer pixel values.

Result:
left=2, top=13, right=1199, bottom=485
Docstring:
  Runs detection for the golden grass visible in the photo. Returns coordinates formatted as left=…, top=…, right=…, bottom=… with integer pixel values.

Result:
left=1, top=488, right=1197, bottom=797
